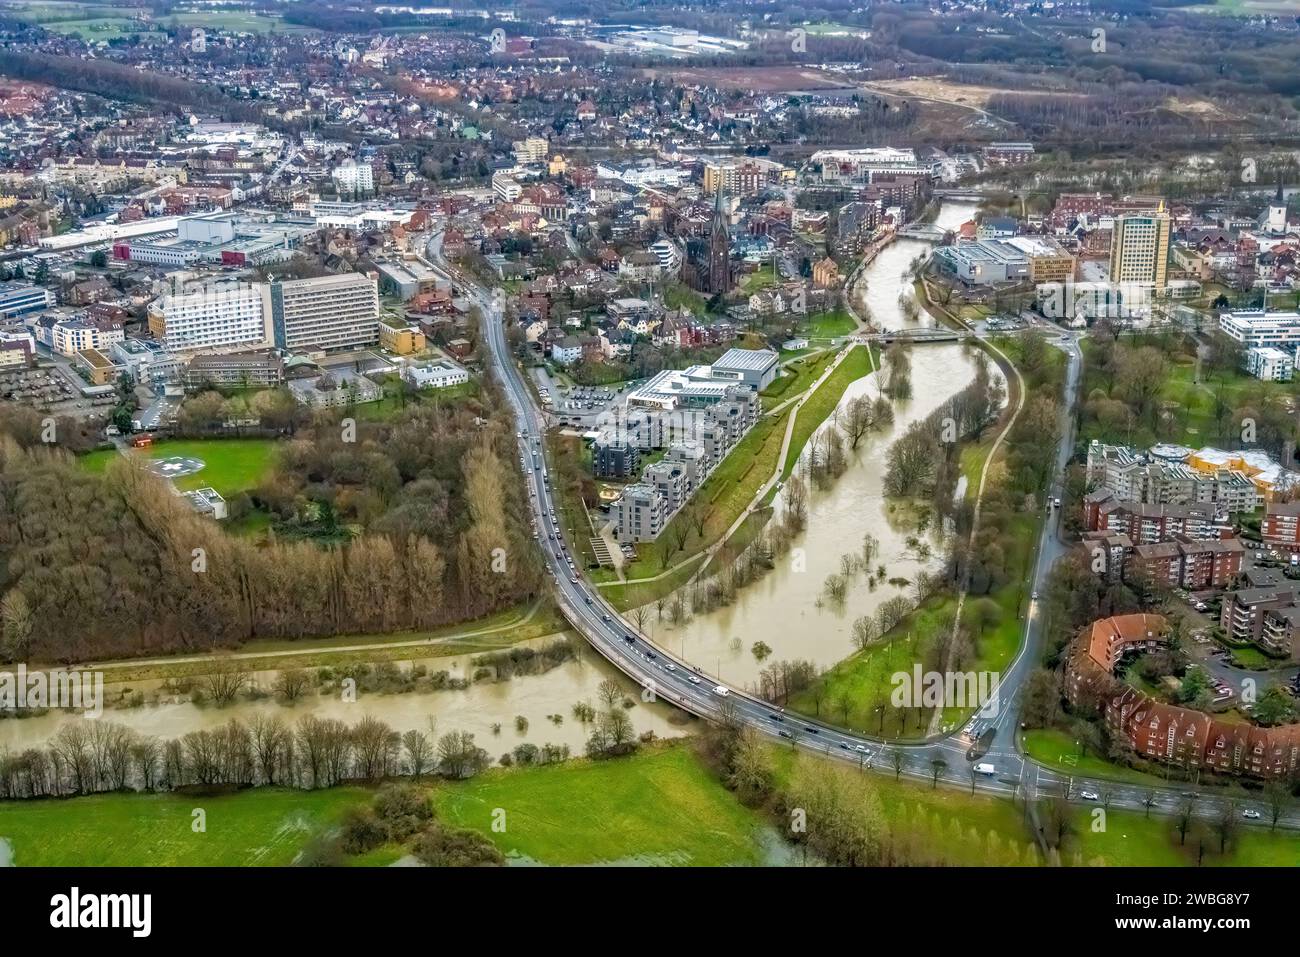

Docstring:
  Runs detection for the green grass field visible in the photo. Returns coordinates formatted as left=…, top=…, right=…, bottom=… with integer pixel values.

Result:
left=798, top=308, right=858, bottom=339
left=781, top=343, right=875, bottom=477
left=1079, top=341, right=1298, bottom=450
left=5, top=740, right=1296, bottom=866
left=762, top=349, right=836, bottom=410
left=0, top=787, right=372, bottom=866
left=433, top=745, right=772, bottom=865
left=80, top=438, right=279, bottom=496
left=1022, top=728, right=1169, bottom=787
left=42, top=16, right=145, bottom=37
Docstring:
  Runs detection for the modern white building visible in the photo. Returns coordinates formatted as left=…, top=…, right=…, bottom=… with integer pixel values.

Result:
left=1245, top=346, right=1294, bottom=382
left=332, top=160, right=375, bottom=198
left=809, top=147, right=935, bottom=183
left=615, top=483, right=668, bottom=543
left=402, top=357, right=469, bottom=390
left=1218, top=311, right=1300, bottom=359
left=0, top=281, right=54, bottom=320
left=492, top=173, right=522, bottom=203
left=51, top=319, right=125, bottom=357
left=148, top=281, right=272, bottom=353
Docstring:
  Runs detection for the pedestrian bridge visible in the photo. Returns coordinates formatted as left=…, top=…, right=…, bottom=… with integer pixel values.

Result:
left=866, top=327, right=971, bottom=345
left=896, top=224, right=949, bottom=241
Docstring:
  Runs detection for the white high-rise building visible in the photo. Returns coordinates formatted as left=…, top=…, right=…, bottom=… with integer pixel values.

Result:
left=331, top=160, right=374, bottom=198
left=148, top=281, right=273, bottom=353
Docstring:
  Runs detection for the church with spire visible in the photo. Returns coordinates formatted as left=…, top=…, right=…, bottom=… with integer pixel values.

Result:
left=708, top=187, right=732, bottom=295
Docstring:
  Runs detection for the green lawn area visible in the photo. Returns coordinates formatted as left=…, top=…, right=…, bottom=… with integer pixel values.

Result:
left=433, top=744, right=772, bottom=865
left=79, top=438, right=279, bottom=496
left=43, top=16, right=146, bottom=37
left=171, top=11, right=314, bottom=32
left=761, top=349, right=836, bottom=410
left=0, top=786, right=373, bottom=866
left=1079, top=340, right=1298, bottom=449
left=781, top=344, right=875, bottom=477
left=1060, top=804, right=1300, bottom=866
left=798, top=308, right=858, bottom=339
left=1022, top=728, right=1169, bottom=787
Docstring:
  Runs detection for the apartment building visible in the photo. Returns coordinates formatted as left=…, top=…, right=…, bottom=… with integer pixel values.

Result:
left=593, top=440, right=640, bottom=479
left=1108, top=206, right=1171, bottom=291
left=49, top=316, right=124, bottom=357
left=1124, top=536, right=1243, bottom=590
left=331, top=159, right=374, bottom=197
left=1219, top=578, right=1300, bottom=648
left=148, top=281, right=272, bottom=353
left=269, top=272, right=380, bottom=353
left=512, top=135, right=548, bottom=164
left=613, top=381, right=760, bottom=544
left=1262, top=500, right=1300, bottom=551
left=1085, top=441, right=1263, bottom=513
left=1081, top=490, right=1226, bottom=544
left=615, top=483, right=667, bottom=543
left=182, top=350, right=285, bottom=391
left=1066, top=613, right=1300, bottom=778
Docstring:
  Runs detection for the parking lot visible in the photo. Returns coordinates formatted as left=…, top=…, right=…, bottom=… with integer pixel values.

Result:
left=0, top=362, right=115, bottom=419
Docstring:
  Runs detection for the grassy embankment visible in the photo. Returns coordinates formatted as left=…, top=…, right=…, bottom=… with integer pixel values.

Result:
left=6, top=741, right=1295, bottom=866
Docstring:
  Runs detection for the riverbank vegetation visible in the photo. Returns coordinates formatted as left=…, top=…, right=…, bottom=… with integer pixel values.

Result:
left=6, top=734, right=1297, bottom=867
left=0, top=375, right=544, bottom=663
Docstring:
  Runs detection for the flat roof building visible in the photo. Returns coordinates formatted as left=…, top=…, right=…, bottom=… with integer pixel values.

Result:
left=270, top=272, right=380, bottom=354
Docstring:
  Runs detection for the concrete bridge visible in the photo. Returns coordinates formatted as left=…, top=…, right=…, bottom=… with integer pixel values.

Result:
left=896, top=223, right=950, bottom=241
left=861, top=327, right=972, bottom=345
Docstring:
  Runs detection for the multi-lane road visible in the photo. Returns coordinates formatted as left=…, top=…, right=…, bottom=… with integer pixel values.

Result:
left=430, top=235, right=1299, bottom=833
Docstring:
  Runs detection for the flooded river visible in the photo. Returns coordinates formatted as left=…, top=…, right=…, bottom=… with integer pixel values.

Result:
left=0, top=204, right=980, bottom=752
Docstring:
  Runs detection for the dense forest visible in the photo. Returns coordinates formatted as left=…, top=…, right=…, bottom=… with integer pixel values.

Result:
left=0, top=382, right=544, bottom=663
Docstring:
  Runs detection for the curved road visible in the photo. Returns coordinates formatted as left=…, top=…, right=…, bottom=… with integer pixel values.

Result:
left=428, top=237, right=1299, bottom=834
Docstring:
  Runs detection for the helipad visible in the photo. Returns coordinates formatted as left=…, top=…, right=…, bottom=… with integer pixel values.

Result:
left=147, top=455, right=206, bottom=480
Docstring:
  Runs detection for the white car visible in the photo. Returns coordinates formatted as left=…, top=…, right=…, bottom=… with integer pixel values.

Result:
left=1079, top=789, right=1100, bottom=801
left=1242, top=808, right=1262, bottom=820
left=713, top=685, right=730, bottom=697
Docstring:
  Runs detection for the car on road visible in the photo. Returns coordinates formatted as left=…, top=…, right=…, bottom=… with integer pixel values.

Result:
left=778, top=730, right=792, bottom=739
left=1242, top=808, right=1261, bottom=820
left=687, top=675, right=701, bottom=684
left=854, top=744, right=869, bottom=754
left=973, top=763, right=996, bottom=776
left=569, top=576, right=579, bottom=584
left=713, top=685, right=730, bottom=697
left=804, top=726, right=819, bottom=735
left=1079, top=789, right=1100, bottom=801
